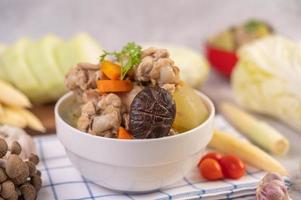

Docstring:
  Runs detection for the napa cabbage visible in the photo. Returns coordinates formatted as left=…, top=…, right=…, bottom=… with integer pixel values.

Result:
left=232, top=35, right=301, bottom=131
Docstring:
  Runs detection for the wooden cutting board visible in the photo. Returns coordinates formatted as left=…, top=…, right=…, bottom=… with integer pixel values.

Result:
left=28, top=104, right=56, bottom=135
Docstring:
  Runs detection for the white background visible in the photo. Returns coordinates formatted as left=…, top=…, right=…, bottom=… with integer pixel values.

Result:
left=1, top=0, right=301, bottom=49
left=0, top=0, right=301, bottom=195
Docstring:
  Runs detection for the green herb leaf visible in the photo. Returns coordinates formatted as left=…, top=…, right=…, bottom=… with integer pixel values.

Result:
left=99, top=42, right=142, bottom=80
left=244, top=20, right=266, bottom=33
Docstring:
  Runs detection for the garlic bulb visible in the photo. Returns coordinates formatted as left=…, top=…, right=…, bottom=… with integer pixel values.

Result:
left=256, top=172, right=291, bottom=200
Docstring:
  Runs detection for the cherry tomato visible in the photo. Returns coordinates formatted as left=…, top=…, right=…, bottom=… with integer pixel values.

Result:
left=219, top=155, right=245, bottom=179
left=201, top=152, right=223, bottom=162
left=199, top=158, right=224, bottom=180
left=198, top=152, right=223, bottom=167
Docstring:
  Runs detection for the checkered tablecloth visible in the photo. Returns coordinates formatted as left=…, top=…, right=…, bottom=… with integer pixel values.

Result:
left=36, top=116, right=269, bottom=200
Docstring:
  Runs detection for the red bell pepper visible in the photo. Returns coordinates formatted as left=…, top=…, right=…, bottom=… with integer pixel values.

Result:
left=205, top=44, right=238, bottom=78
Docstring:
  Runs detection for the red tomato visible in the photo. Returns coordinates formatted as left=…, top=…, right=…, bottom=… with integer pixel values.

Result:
left=201, top=152, right=223, bottom=162
left=199, top=158, right=224, bottom=181
left=198, top=152, right=223, bottom=167
left=219, top=155, right=245, bottom=179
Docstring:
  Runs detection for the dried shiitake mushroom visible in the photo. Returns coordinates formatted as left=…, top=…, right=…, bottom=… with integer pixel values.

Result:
left=6, top=155, right=29, bottom=179
left=1, top=180, right=15, bottom=199
left=0, top=168, right=7, bottom=183
left=129, top=87, right=176, bottom=138
left=0, top=139, right=41, bottom=200
left=20, top=183, right=36, bottom=200
left=10, top=141, right=21, bottom=155
left=0, top=140, right=8, bottom=158
left=28, top=154, right=39, bottom=165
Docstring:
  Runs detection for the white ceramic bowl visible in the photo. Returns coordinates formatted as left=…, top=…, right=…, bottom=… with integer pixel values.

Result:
left=55, top=91, right=215, bottom=192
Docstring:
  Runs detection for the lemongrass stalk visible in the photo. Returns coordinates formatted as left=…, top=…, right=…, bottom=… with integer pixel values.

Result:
left=220, top=102, right=289, bottom=156
left=9, top=107, right=45, bottom=132
left=0, top=79, right=31, bottom=108
left=209, top=130, right=288, bottom=175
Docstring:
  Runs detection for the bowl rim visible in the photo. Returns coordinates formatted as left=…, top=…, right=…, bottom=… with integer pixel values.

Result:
left=55, top=90, right=215, bottom=143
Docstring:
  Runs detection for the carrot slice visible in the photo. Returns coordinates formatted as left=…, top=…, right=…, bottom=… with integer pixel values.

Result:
left=118, top=127, right=133, bottom=139
left=97, top=80, right=133, bottom=93
left=101, top=60, right=121, bottom=80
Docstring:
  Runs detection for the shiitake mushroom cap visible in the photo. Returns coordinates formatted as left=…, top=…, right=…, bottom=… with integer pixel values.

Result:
left=129, top=87, right=176, bottom=139
left=0, top=138, right=42, bottom=199
left=20, top=183, right=36, bottom=200
left=0, top=168, right=7, bottom=183
left=10, top=141, right=22, bottom=155
left=0, top=139, right=8, bottom=158
left=1, top=180, right=15, bottom=199
left=6, top=155, right=29, bottom=180
left=28, top=154, right=39, bottom=165
left=25, top=161, right=36, bottom=177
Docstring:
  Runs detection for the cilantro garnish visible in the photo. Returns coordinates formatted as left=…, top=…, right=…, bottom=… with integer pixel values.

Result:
left=100, top=42, right=142, bottom=79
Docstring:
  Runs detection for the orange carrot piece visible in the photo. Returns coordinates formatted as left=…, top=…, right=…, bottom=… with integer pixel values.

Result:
left=101, top=60, right=121, bottom=80
left=118, top=127, right=133, bottom=139
left=97, top=80, right=133, bottom=93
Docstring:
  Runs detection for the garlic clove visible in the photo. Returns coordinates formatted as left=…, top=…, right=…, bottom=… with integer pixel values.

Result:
left=262, top=172, right=284, bottom=183
left=256, top=172, right=291, bottom=200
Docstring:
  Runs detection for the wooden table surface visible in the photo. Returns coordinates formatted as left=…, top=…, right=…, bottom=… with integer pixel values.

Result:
left=28, top=104, right=56, bottom=135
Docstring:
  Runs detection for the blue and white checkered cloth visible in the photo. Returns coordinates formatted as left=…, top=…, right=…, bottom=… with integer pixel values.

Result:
left=36, top=116, right=268, bottom=200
